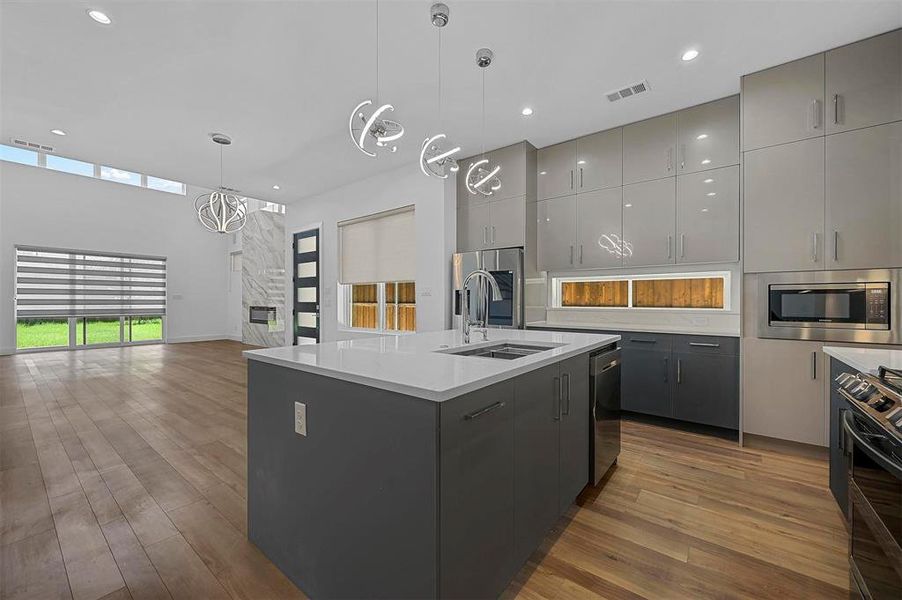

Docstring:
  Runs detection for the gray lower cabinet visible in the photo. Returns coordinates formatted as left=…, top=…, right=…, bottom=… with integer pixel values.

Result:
left=558, top=353, right=590, bottom=513
left=673, top=352, right=739, bottom=429
left=828, top=357, right=852, bottom=519
left=440, top=383, right=516, bottom=599
left=621, top=347, right=672, bottom=417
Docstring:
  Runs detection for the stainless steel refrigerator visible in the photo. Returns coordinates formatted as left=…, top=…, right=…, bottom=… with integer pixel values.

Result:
left=452, top=247, right=524, bottom=330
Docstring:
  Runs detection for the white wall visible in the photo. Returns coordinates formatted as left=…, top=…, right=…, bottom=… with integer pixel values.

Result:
left=283, top=165, right=453, bottom=344
left=0, top=161, right=231, bottom=353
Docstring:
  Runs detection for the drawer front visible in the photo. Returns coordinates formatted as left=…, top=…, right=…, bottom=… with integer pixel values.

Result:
left=620, top=332, right=672, bottom=352
left=673, top=335, right=739, bottom=356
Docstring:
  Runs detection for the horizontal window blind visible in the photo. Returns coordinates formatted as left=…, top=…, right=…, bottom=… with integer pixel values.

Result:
left=339, top=206, right=415, bottom=284
left=15, top=246, right=167, bottom=318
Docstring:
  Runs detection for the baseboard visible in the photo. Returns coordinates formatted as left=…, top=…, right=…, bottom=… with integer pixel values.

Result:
left=742, top=432, right=828, bottom=460
left=166, top=334, right=233, bottom=344
left=226, top=334, right=243, bottom=342
left=0, top=347, right=15, bottom=356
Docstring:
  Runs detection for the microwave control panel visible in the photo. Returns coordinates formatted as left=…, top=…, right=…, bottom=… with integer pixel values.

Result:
left=866, top=285, right=890, bottom=329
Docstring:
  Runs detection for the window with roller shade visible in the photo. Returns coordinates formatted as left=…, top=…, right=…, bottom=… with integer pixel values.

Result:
left=338, top=206, right=416, bottom=332
left=15, top=246, right=166, bottom=350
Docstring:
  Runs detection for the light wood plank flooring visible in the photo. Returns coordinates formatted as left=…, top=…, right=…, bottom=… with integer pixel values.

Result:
left=1, top=341, right=848, bottom=600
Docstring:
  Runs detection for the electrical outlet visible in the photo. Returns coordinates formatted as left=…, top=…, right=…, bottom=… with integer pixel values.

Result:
left=294, top=402, right=307, bottom=436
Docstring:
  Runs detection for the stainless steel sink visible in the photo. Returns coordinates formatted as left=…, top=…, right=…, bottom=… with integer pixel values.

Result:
left=440, top=342, right=561, bottom=360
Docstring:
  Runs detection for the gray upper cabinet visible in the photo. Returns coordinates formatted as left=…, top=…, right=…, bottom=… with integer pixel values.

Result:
left=577, top=188, right=623, bottom=269
left=576, top=128, right=622, bottom=192
left=490, top=143, right=528, bottom=200
left=623, top=113, right=677, bottom=184
left=622, top=178, right=676, bottom=267
left=490, top=195, right=527, bottom=249
left=677, top=96, right=740, bottom=174
left=677, top=165, right=739, bottom=264
left=826, top=29, right=902, bottom=134
left=744, top=137, right=825, bottom=273
left=537, top=141, right=577, bottom=200
left=826, top=121, right=902, bottom=270
left=742, top=53, right=825, bottom=151
left=537, top=195, right=578, bottom=271
left=457, top=202, right=490, bottom=252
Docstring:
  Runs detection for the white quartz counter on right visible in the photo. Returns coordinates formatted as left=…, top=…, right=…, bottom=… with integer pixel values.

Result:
left=824, top=346, right=902, bottom=375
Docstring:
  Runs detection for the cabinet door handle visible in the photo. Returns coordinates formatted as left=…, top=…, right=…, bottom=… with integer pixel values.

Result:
left=570, top=170, right=574, bottom=189
left=680, top=144, right=686, bottom=170
left=811, top=351, right=817, bottom=380
left=569, top=245, right=574, bottom=265
left=579, top=245, right=583, bottom=264
left=562, top=373, right=571, bottom=416
left=631, top=338, right=656, bottom=344
left=464, top=401, right=505, bottom=420
left=492, top=226, right=496, bottom=244
left=677, top=359, right=682, bottom=384
left=811, top=232, right=818, bottom=263
left=667, top=235, right=673, bottom=259
left=833, top=94, right=840, bottom=125
left=579, top=167, right=584, bottom=188
left=833, top=230, right=838, bottom=262
left=809, top=99, right=822, bottom=130
left=667, top=147, right=673, bottom=172
left=553, top=376, right=561, bottom=420
left=679, top=233, right=685, bottom=259
left=483, top=226, right=488, bottom=245
left=664, top=357, right=669, bottom=382
left=689, top=342, right=720, bottom=348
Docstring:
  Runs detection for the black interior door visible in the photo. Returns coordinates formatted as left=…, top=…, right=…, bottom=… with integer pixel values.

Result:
left=293, top=229, right=320, bottom=344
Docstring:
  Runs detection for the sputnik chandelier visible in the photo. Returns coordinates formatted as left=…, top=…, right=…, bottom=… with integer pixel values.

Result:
left=194, top=133, right=247, bottom=234
left=465, top=48, right=501, bottom=196
left=419, top=3, right=461, bottom=179
left=348, top=0, right=404, bottom=157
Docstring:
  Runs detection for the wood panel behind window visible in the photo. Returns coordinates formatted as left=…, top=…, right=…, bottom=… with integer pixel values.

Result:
left=385, top=282, right=416, bottom=331
left=633, top=277, right=724, bottom=308
left=352, top=284, right=378, bottom=328
left=561, top=281, right=629, bottom=307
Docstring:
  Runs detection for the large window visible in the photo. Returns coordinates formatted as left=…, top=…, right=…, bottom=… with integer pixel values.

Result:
left=15, top=246, right=166, bottom=351
left=342, top=282, right=416, bottom=332
left=553, top=272, right=730, bottom=310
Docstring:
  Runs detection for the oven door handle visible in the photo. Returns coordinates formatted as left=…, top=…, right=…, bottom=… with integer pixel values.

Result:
left=843, top=411, right=902, bottom=480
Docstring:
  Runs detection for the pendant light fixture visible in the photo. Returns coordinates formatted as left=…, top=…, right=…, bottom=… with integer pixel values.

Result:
left=419, top=3, right=461, bottom=179
left=194, top=133, right=248, bottom=234
left=348, top=0, right=404, bottom=157
left=465, top=48, right=501, bottom=196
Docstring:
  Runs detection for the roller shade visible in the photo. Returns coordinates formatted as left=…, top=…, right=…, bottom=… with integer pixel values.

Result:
left=15, top=246, right=167, bottom=318
left=338, top=206, right=415, bottom=284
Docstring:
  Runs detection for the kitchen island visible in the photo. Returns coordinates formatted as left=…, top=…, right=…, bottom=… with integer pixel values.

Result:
left=244, top=329, right=619, bottom=599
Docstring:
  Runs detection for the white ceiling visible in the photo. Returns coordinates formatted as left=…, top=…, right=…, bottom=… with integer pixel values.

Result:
left=2, top=1, right=900, bottom=203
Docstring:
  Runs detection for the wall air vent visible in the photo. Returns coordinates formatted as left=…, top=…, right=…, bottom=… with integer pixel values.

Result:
left=10, top=138, right=54, bottom=153
left=605, top=80, right=651, bottom=103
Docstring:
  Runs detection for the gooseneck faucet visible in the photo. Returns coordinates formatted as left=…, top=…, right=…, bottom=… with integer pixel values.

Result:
left=460, top=269, right=502, bottom=343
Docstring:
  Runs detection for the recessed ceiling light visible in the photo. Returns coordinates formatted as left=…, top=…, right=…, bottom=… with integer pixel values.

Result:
left=681, top=49, right=699, bottom=62
left=87, top=9, right=112, bottom=25
left=272, top=185, right=280, bottom=190
left=703, top=178, right=714, bottom=183
left=50, top=129, right=67, bottom=136
left=521, top=107, right=533, bottom=116
left=696, top=133, right=708, bottom=140
left=701, top=159, right=711, bottom=165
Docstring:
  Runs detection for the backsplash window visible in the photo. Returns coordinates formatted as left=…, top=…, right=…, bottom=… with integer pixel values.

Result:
left=552, top=272, right=730, bottom=310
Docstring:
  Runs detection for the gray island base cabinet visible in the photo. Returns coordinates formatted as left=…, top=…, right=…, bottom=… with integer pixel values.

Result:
left=247, top=351, right=597, bottom=600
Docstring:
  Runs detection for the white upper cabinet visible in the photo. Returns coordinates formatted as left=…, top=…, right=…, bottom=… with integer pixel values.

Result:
left=576, top=129, right=622, bottom=192
left=577, top=188, right=623, bottom=269
left=744, top=138, right=825, bottom=273
left=537, top=141, right=577, bottom=201
left=677, top=96, right=740, bottom=174
left=622, top=178, right=676, bottom=267
left=826, top=121, right=902, bottom=270
left=742, top=54, right=825, bottom=151
left=622, top=113, right=677, bottom=184
left=537, top=195, right=578, bottom=271
left=676, top=166, right=739, bottom=264
left=489, top=143, right=528, bottom=200
left=826, top=29, right=902, bottom=134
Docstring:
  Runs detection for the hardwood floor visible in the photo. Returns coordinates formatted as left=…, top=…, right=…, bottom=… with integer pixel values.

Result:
left=1, top=341, right=848, bottom=600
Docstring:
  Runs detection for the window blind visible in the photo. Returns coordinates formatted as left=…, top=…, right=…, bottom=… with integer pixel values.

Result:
left=15, top=246, right=167, bottom=318
left=338, top=206, right=415, bottom=284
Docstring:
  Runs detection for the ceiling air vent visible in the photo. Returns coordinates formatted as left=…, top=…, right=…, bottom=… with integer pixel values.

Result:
left=605, top=80, right=651, bottom=103
left=10, top=137, right=55, bottom=153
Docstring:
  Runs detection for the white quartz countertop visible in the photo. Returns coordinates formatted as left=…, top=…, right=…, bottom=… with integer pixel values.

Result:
left=824, top=346, right=902, bottom=376
left=527, top=321, right=740, bottom=337
left=243, top=329, right=620, bottom=402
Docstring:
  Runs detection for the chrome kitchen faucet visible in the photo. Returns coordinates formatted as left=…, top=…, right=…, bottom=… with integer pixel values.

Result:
left=460, top=269, right=502, bottom=343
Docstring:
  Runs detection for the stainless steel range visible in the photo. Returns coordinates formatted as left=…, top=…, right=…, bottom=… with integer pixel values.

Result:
left=834, top=366, right=902, bottom=599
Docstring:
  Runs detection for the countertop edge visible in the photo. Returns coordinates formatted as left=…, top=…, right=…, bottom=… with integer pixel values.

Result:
left=527, top=322, right=740, bottom=338
left=244, top=336, right=620, bottom=402
left=824, top=346, right=885, bottom=376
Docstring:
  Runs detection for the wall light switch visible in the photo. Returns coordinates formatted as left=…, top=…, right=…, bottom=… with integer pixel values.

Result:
left=294, top=402, right=307, bottom=436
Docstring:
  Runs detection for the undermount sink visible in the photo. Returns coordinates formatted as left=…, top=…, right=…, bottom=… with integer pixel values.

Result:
left=439, top=342, right=563, bottom=360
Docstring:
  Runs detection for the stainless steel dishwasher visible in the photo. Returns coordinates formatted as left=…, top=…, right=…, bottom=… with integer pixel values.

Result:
left=590, top=346, right=621, bottom=484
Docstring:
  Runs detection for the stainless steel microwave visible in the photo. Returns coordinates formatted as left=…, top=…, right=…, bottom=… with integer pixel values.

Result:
left=758, top=270, right=902, bottom=344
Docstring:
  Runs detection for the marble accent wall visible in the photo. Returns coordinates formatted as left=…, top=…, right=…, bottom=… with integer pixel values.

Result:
left=242, top=208, right=286, bottom=347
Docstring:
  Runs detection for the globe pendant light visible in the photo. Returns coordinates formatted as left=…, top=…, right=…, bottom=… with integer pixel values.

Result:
left=194, top=133, right=248, bottom=234
left=465, top=48, right=501, bottom=196
left=348, top=0, right=404, bottom=157
left=419, top=3, right=461, bottom=179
